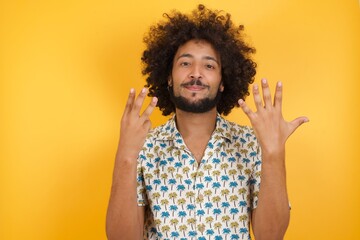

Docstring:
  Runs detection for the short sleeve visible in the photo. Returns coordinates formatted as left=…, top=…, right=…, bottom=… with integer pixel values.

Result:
left=136, top=157, right=148, bottom=207
left=250, top=136, right=262, bottom=210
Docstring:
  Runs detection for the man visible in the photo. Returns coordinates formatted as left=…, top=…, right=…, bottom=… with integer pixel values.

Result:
left=106, top=5, right=308, bottom=240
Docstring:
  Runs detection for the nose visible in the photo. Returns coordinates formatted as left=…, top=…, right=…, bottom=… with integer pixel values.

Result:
left=189, top=63, right=202, bottom=79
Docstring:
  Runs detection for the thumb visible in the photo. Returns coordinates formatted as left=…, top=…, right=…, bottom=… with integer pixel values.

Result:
left=289, top=116, right=309, bottom=134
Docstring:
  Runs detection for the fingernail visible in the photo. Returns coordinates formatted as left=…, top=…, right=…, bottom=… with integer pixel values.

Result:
left=238, top=99, right=244, bottom=105
left=142, top=88, right=147, bottom=94
left=253, top=84, right=258, bottom=90
left=130, top=88, right=135, bottom=93
left=277, top=81, right=282, bottom=87
left=262, top=78, right=267, bottom=84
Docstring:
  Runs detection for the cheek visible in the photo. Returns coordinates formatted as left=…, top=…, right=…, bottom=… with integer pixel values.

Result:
left=172, top=67, right=188, bottom=78
left=172, top=84, right=183, bottom=96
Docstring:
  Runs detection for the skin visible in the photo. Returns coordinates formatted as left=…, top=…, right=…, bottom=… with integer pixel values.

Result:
left=170, top=39, right=223, bottom=107
left=169, top=40, right=224, bottom=162
left=239, top=79, right=308, bottom=239
left=106, top=39, right=308, bottom=240
left=106, top=87, right=155, bottom=240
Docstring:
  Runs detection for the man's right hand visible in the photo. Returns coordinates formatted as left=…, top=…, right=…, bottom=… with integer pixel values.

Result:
left=107, top=88, right=154, bottom=240
left=117, top=88, right=158, bottom=162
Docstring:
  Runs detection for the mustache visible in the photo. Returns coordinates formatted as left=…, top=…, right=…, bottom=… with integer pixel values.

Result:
left=181, top=79, right=210, bottom=88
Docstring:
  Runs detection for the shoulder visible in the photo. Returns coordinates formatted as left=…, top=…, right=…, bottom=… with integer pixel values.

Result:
left=145, top=117, right=176, bottom=142
left=219, top=116, right=256, bottom=139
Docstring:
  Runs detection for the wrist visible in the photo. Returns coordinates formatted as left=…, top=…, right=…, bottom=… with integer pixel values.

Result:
left=262, top=146, right=285, bottom=156
left=115, top=154, right=139, bottom=165
left=261, top=147, right=285, bottom=165
left=116, top=144, right=141, bottom=163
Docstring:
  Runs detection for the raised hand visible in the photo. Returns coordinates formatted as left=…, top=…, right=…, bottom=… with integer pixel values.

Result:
left=238, top=79, right=308, bottom=157
left=117, top=88, right=158, bottom=161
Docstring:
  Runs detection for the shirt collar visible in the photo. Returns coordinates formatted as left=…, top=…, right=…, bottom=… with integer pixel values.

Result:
left=154, top=113, right=233, bottom=143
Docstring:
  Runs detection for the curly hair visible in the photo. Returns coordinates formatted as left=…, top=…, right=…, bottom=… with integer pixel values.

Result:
left=141, top=4, right=256, bottom=116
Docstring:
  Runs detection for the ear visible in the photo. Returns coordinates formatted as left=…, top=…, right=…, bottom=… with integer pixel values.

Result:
left=219, top=82, right=224, bottom=92
left=168, top=76, right=173, bottom=87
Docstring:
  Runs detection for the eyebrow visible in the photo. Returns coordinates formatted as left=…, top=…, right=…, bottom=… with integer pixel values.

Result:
left=176, top=53, right=220, bottom=65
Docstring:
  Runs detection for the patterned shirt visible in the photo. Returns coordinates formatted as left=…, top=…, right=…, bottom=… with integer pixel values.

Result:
left=137, top=114, right=262, bottom=240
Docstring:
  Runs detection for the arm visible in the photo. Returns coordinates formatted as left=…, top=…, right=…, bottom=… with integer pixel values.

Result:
left=239, top=79, right=308, bottom=240
left=251, top=148, right=289, bottom=240
left=106, top=88, right=157, bottom=240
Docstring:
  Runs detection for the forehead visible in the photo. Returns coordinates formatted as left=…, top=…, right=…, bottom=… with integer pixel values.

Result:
left=174, top=39, right=220, bottom=59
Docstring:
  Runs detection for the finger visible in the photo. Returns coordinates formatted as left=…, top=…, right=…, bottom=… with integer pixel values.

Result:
left=238, top=99, right=255, bottom=119
left=143, top=118, right=152, bottom=131
left=252, top=83, right=263, bottom=111
left=261, top=78, right=272, bottom=108
left=289, top=116, right=309, bottom=134
left=140, top=97, right=158, bottom=120
left=123, top=88, right=136, bottom=115
left=274, top=81, right=283, bottom=109
left=132, top=88, right=148, bottom=115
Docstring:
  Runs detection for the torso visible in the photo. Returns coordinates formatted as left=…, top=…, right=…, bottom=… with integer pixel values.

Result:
left=137, top=115, right=262, bottom=240
left=184, top=136, right=211, bottom=163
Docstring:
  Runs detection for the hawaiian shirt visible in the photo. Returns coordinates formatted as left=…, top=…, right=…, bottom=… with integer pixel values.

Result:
left=137, top=114, right=262, bottom=240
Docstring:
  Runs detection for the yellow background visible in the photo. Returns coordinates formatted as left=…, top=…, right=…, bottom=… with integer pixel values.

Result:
left=1, top=0, right=359, bottom=239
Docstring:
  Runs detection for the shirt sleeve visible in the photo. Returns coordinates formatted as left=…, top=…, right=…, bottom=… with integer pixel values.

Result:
left=136, top=157, right=148, bottom=207
left=250, top=132, right=262, bottom=210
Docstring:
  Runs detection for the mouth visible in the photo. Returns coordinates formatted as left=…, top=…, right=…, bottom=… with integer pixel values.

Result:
left=181, top=79, right=210, bottom=91
left=184, top=85, right=206, bottom=91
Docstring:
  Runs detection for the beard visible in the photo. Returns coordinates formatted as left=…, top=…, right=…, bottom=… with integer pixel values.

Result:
left=169, top=79, right=222, bottom=113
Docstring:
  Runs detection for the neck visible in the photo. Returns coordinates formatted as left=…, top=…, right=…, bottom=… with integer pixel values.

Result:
left=175, top=108, right=218, bottom=138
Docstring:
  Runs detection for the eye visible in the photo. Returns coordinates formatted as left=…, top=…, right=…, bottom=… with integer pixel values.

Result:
left=205, top=64, right=215, bottom=69
left=180, top=61, right=191, bottom=67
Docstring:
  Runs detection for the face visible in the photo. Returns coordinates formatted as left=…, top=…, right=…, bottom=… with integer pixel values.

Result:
left=169, top=39, right=224, bottom=113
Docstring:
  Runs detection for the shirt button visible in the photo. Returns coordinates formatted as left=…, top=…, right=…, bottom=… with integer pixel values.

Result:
left=197, top=224, right=205, bottom=233
left=198, top=194, right=204, bottom=201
